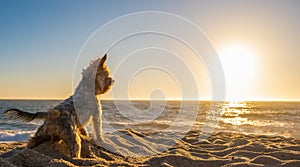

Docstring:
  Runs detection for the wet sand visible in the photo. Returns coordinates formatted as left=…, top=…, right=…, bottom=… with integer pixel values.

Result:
left=1, top=130, right=300, bottom=167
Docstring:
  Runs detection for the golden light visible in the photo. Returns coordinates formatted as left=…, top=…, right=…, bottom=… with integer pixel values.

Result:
left=218, top=44, right=257, bottom=101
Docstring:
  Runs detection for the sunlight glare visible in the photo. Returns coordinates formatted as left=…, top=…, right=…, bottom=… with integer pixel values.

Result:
left=218, top=44, right=257, bottom=101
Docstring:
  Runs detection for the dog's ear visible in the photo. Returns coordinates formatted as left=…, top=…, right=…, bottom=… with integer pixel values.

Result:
left=99, top=54, right=107, bottom=68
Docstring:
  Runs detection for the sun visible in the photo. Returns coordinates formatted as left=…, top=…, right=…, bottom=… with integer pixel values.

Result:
left=218, top=44, right=257, bottom=101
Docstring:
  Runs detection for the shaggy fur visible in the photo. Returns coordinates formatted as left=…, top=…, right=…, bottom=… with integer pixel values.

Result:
left=4, top=54, right=114, bottom=158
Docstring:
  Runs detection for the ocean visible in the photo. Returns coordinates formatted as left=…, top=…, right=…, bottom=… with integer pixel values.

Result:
left=0, top=100, right=299, bottom=142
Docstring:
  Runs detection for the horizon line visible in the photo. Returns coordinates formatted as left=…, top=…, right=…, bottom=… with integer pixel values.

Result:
left=0, top=98, right=299, bottom=102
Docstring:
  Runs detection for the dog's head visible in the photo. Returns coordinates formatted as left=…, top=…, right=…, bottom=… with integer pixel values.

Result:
left=81, top=54, right=114, bottom=95
left=95, top=54, right=114, bottom=94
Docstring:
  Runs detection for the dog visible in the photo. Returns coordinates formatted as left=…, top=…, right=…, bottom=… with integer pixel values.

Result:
left=4, top=54, right=114, bottom=158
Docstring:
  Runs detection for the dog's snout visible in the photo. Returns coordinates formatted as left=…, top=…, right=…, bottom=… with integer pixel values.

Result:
left=110, top=78, right=115, bottom=85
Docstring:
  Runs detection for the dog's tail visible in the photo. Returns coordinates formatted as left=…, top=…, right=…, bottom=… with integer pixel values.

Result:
left=3, top=109, right=48, bottom=122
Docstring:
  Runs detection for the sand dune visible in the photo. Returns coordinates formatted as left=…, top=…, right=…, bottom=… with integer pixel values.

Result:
left=1, top=130, right=300, bottom=167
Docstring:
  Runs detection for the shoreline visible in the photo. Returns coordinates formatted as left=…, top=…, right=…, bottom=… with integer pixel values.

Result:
left=1, top=130, right=300, bottom=166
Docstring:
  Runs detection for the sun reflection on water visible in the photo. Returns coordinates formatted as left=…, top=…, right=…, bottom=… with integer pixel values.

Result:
left=221, top=101, right=254, bottom=126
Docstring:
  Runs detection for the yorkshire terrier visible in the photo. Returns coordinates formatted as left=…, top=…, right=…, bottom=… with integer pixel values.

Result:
left=4, top=54, right=114, bottom=158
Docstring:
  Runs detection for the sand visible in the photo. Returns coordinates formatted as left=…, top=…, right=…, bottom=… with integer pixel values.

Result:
left=0, top=130, right=300, bottom=167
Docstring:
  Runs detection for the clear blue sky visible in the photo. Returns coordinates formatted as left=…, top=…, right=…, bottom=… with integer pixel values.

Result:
left=0, top=0, right=300, bottom=100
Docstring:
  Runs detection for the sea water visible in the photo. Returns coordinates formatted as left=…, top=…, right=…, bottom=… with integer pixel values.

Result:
left=0, top=100, right=299, bottom=142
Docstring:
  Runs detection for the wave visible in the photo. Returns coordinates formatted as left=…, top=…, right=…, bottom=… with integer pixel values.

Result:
left=0, top=130, right=34, bottom=142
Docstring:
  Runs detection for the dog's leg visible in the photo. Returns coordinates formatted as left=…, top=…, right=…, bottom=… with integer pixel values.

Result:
left=92, top=105, right=104, bottom=142
left=60, top=124, right=81, bottom=158
left=28, top=124, right=50, bottom=148
left=74, top=116, right=89, bottom=137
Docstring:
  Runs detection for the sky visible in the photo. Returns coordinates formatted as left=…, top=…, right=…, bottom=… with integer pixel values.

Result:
left=0, top=0, right=299, bottom=101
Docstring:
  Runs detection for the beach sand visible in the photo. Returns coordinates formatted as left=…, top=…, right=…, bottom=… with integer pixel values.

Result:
left=0, top=130, right=300, bottom=167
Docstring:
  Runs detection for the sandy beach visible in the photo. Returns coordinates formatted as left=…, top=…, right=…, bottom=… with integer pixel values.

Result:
left=0, top=129, right=300, bottom=167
